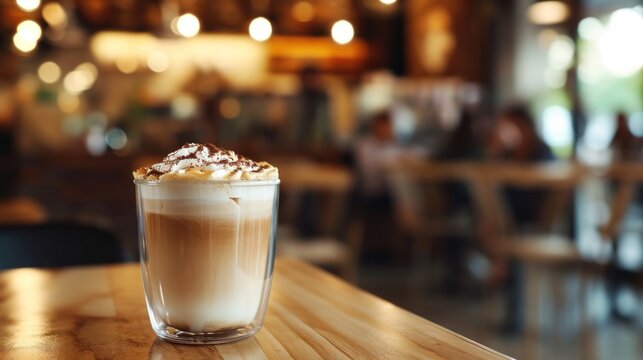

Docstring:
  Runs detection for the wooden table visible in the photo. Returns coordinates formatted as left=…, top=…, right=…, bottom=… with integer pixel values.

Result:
left=0, top=258, right=511, bottom=359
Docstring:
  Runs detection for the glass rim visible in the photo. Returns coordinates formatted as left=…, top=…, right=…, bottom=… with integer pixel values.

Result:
left=133, top=178, right=280, bottom=186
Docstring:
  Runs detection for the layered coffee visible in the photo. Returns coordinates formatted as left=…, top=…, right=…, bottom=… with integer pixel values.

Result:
left=134, top=143, right=279, bottom=341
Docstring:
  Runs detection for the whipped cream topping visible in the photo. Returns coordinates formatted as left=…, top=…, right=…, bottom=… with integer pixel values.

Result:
left=134, top=143, right=278, bottom=181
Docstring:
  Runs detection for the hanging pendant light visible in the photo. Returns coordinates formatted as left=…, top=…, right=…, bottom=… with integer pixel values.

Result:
left=528, top=0, right=570, bottom=25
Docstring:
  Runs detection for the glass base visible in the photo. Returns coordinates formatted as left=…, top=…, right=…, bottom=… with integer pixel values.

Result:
left=154, top=324, right=260, bottom=345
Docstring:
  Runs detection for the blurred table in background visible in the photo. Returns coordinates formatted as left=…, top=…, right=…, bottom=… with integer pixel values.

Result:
left=390, top=160, right=643, bottom=359
left=275, top=161, right=363, bottom=280
left=0, top=258, right=511, bottom=359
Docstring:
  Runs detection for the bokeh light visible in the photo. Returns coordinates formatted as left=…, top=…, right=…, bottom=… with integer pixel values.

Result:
left=147, top=51, right=170, bottom=73
left=578, top=17, right=603, bottom=40
left=541, top=105, right=574, bottom=149
left=76, top=62, right=98, bottom=83
left=13, top=33, right=37, bottom=53
left=115, top=57, right=138, bottom=74
left=249, top=17, right=272, bottom=42
left=380, top=0, right=397, bottom=4
left=547, top=35, right=574, bottom=70
left=331, top=20, right=354, bottom=45
left=598, top=8, right=643, bottom=78
left=171, top=93, right=198, bottom=119
left=63, top=69, right=95, bottom=95
left=176, top=13, right=200, bottom=38
left=37, top=61, right=61, bottom=84
left=527, top=1, right=569, bottom=25
left=219, top=97, right=241, bottom=119
left=86, top=127, right=106, bottom=156
left=17, top=20, right=42, bottom=42
left=16, top=0, right=40, bottom=12
left=105, top=128, right=128, bottom=150
left=292, top=2, right=314, bottom=22
left=42, top=2, right=67, bottom=28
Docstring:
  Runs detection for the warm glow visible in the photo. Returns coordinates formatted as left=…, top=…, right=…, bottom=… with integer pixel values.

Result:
left=220, top=97, right=241, bottom=119
left=537, top=29, right=558, bottom=49
left=16, top=0, right=40, bottom=12
left=42, top=2, right=67, bottom=28
left=527, top=1, right=569, bottom=25
left=90, top=32, right=267, bottom=88
left=331, top=20, right=354, bottom=45
left=249, top=17, right=272, bottom=42
left=599, top=8, right=643, bottom=78
left=147, top=50, right=170, bottom=73
left=37, top=61, right=61, bottom=83
left=292, top=1, right=314, bottom=22
left=57, top=92, right=80, bottom=113
left=17, top=20, right=42, bottom=42
left=6, top=270, right=49, bottom=348
left=171, top=94, right=198, bottom=119
left=115, top=57, right=138, bottom=74
left=76, top=62, right=98, bottom=82
left=63, top=70, right=93, bottom=95
left=13, top=33, right=37, bottom=53
left=380, top=0, right=397, bottom=4
left=176, top=13, right=200, bottom=38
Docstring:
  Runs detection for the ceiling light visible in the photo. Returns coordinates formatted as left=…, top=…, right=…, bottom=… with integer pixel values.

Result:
left=331, top=20, right=354, bottom=45
left=249, top=17, right=272, bottom=42
left=528, top=0, right=569, bottom=25
left=176, top=13, right=200, bottom=38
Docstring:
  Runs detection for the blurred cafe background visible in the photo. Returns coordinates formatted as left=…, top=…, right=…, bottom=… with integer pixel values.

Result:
left=0, top=0, right=642, bottom=358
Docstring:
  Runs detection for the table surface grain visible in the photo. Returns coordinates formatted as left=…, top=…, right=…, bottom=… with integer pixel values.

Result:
left=0, top=258, right=511, bottom=360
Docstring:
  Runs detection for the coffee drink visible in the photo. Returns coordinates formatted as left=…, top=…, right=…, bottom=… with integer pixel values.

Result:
left=134, top=143, right=279, bottom=343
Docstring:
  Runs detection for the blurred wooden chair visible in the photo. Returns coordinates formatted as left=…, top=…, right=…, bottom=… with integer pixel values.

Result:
left=600, top=163, right=643, bottom=334
left=276, top=162, right=363, bottom=281
left=388, top=161, right=479, bottom=264
left=470, top=163, right=588, bottom=359
left=471, top=162, right=642, bottom=360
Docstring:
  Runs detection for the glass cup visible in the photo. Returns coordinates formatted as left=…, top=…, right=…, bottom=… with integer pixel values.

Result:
left=134, top=179, right=279, bottom=344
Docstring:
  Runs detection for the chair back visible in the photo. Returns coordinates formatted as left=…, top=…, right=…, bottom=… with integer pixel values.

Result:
left=277, top=161, right=354, bottom=238
left=480, top=162, right=586, bottom=236
left=388, top=161, right=479, bottom=236
left=0, top=222, right=128, bottom=270
left=599, top=163, right=643, bottom=240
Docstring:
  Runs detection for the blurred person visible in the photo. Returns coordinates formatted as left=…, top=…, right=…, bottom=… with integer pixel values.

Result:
left=487, top=106, right=555, bottom=225
left=487, top=106, right=553, bottom=163
left=433, top=111, right=485, bottom=292
left=486, top=105, right=555, bottom=334
left=435, top=110, right=485, bottom=161
left=294, top=65, right=331, bottom=148
left=354, top=110, right=425, bottom=262
left=610, top=112, right=640, bottom=161
left=607, top=112, right=641, bottom=322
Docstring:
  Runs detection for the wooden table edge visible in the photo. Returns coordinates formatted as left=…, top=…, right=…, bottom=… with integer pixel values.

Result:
left=276, top=257, right=514, bottom=360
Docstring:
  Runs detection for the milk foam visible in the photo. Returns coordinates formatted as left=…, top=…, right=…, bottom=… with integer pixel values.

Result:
left=138, top=182, right=276, bottom=219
